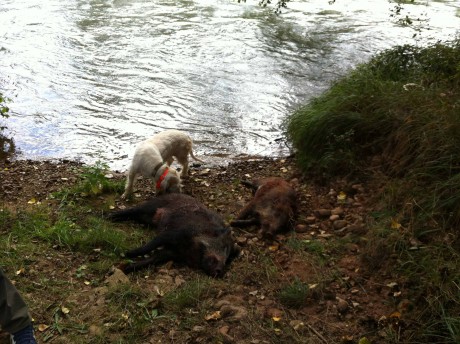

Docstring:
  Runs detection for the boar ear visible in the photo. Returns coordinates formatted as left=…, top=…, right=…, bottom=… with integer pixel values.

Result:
left=196, top=238, right=210, bottom=250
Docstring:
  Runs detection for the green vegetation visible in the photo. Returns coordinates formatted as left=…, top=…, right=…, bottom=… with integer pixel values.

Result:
left=64, top=161, right=125, bottom=198
left=286, top=39, right=460, bottom=227
left=0, top=92, right=9, bottom=123
left=161, top=276, right=212, bottom=313
left=278, top=277, right=310, bottom=309
left=286, top=39, right=460, bottom=343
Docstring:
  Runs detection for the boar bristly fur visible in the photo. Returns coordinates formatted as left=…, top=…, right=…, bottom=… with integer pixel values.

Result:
left=108, top=194, right=239, bottom=277
left=230, top=177, right=297, bottom=238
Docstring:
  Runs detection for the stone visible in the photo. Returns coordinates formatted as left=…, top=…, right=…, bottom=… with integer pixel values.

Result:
left=331, top=207, right=344, bottom=216
left=315, top=209, right=331, bottom=217
left=336, top=298, right=349, bottom=314
left=306, top=216, right=316, bottom=224
left=333, top=220, right=348, bottom=230
left=105, top=268, right=130, bottom=287
left=329, top=214, right=340, bottom=221
left=295, top=224, right=308, bottom=233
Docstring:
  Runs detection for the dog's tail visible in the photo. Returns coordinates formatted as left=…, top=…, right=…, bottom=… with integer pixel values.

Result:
left=189, top=149, right=205, bottom=163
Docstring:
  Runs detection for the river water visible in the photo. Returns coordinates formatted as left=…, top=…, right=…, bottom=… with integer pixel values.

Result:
left=1, top=0, right=459, bottom=170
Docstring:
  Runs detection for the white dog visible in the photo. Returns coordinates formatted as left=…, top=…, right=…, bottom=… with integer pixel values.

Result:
left=121, top=129, right=204, bottom=199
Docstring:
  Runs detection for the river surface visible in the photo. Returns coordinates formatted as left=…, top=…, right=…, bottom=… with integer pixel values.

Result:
left=1, top=0, right=459, bottom=170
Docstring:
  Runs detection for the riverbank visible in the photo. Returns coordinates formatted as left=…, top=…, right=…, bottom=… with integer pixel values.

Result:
left=1, top=155, right=423, bottom=344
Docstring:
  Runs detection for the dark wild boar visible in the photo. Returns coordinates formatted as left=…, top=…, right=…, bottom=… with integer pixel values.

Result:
left=108, top=194, right=240, bottom=277
left=230, top=177, right=297, bottom=238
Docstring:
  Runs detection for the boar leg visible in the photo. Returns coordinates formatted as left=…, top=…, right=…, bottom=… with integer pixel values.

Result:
left=122, top=249, right=175, bottom=274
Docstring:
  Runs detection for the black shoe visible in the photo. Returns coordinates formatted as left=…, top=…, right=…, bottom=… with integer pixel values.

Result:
left=10, top=324, right=37, bottom=344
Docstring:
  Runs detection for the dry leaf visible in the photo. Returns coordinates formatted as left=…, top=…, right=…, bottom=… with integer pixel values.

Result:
left=390, top=311, right=401, bottom=319
left=359, top=337, right=371, bottom=344
left=27, top=198, right=36, bottom=204
left=272, top=316, right=282, bottom=322
left=38, top=324, right=49, bottom=332
left=205, top=311, right=222, bottom=321
left=61, top=306, right=70, bottom=314
left=337, top=191, right=346, bottom=201
left=84, top=281, right=91, bottom=285
left=16, top=268, right=25, bottom=275
left=391, top=219, right=401, bottom=229
left=268, top=244, right=279, bottom=252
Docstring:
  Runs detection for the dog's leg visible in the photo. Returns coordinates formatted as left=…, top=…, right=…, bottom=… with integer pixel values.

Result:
left=121, top=168, right=137, bottom=199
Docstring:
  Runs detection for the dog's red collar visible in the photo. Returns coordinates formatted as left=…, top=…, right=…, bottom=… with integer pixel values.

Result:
left=156, top=167, right=169, bottom=190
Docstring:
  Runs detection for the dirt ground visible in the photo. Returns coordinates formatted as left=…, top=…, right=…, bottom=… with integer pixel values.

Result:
left=0, top=156, right=409, bottom=344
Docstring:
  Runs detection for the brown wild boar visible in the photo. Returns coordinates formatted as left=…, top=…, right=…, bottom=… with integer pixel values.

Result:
left=108, top=194, right=240, bottom=277
left=230, top=177, right=297, bottom=238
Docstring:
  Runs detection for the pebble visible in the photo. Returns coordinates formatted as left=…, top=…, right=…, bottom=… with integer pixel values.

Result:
left=336, top=298, right=349, bottom=314
left=331, top=207, right=344, bottom=216
left=333, top=220, right=348, bottom=230
left=306, top=216, right=317, bottom=224
left=295, top=224, right=308, bottom=233
left=315, top=209, right=331, bottom=217
left=329, top=214, right=340, bottom=221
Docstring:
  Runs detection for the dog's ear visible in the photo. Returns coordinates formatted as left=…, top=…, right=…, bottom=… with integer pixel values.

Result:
left=160, top=174, right=182, bottom=194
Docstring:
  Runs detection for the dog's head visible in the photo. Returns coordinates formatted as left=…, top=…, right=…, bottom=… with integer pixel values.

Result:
left=156, top=167, right=182, bottom=195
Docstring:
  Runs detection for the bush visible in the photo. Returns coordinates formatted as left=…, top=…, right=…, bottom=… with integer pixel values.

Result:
left=285, top=39, right=460, bottom=227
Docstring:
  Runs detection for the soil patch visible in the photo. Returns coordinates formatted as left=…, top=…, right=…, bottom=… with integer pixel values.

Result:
left=0, top=156, right=406, bottom=343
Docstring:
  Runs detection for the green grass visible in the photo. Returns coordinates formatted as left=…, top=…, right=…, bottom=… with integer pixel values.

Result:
left=53, top=161, right=124, bottom=203
left=161, top=276, right=212, bottom=313
left=286, top=39, right=460, bottom=228
left=278, top=277, right=310, bottom=309
left=285, top=38, right=460, bottom=342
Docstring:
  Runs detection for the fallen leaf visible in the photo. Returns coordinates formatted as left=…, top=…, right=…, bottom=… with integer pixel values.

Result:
left=386, top=282, right=398, bottom=288
left=84, top=281, right=91, bottom=285
left=61, top=306, right=70, bottom=314
left=391, top=219, right=401, bottom=229
left=337, top=191, right=346, bottom=201
left=16, top=268, right=25, bottom=275
left=390, top=311, right=401, bottom=319
left=272, top=316, right=282, bottom=322
left=359, top=337, right=371, bottom=344
left=268, top=244, right=279, bottom=252
left=27, top=198, right=36, bottom=204
left=205, top=311, right=221, bottom=321
left=38, top=324, right=49, bottom=332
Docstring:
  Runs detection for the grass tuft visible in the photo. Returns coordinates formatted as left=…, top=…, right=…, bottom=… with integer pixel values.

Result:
left=161, top=276, right=212, bottom=313
left=278, top=277, right=310, bottom=309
